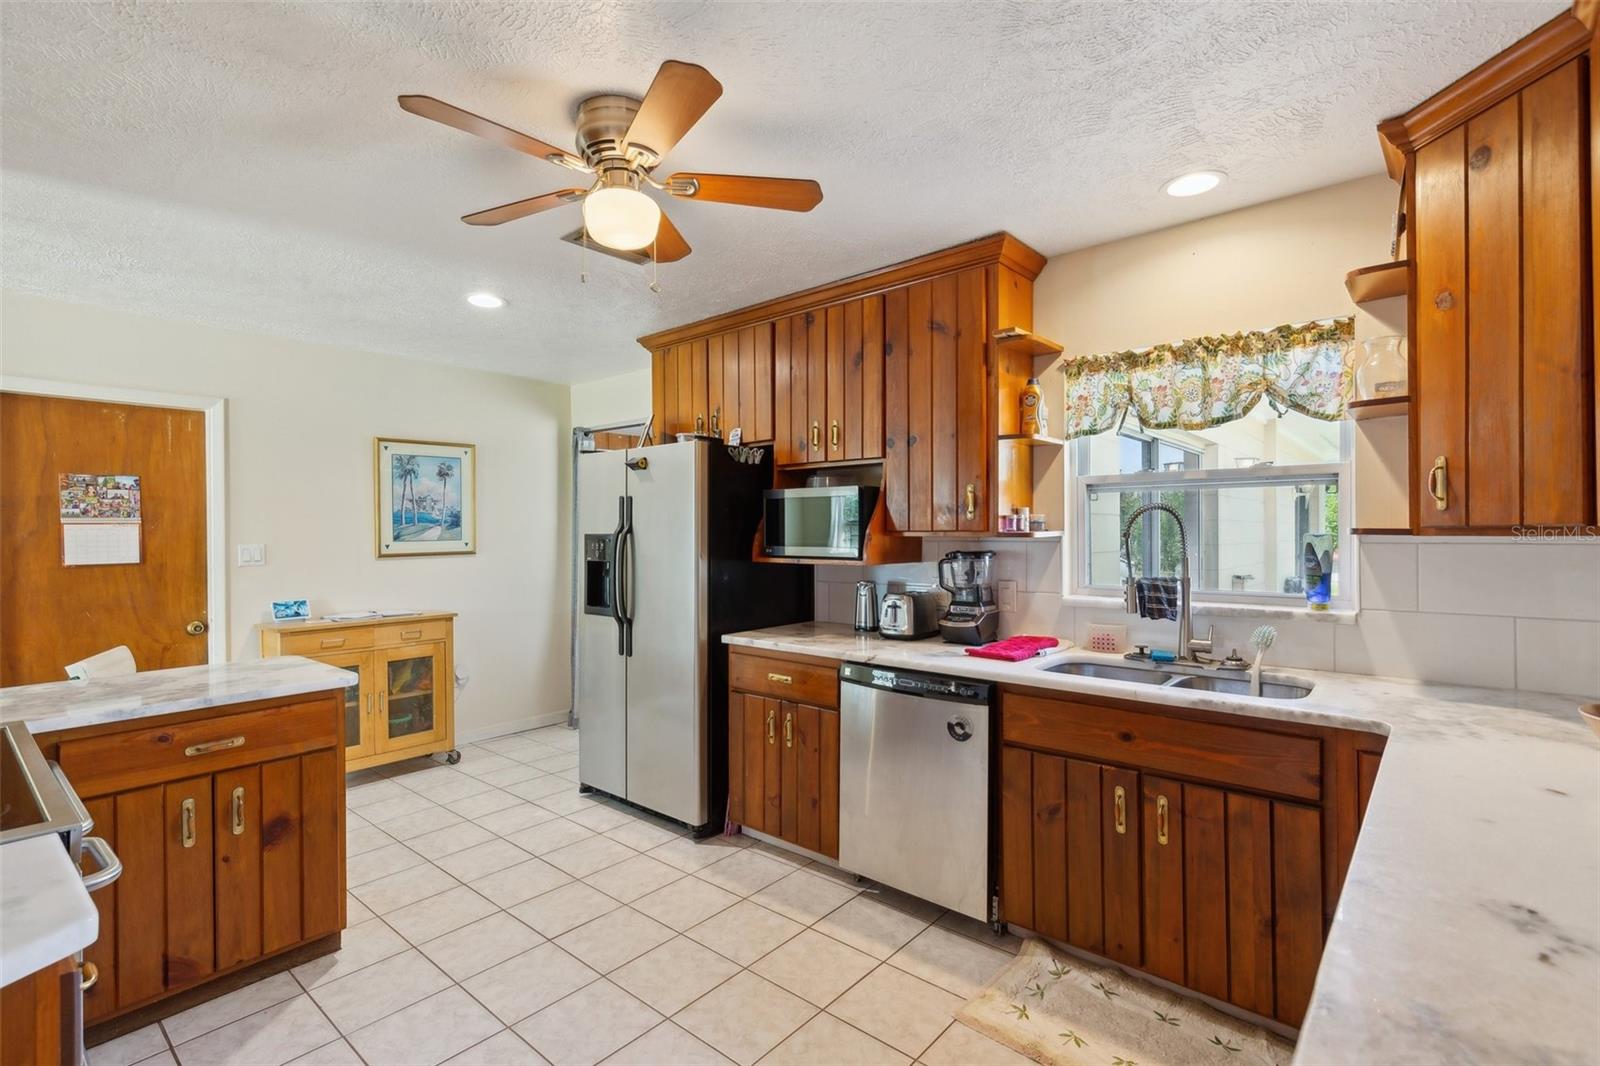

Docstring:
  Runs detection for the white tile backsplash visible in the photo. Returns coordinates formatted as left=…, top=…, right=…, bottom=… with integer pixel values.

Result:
left=1417, top=542, right=1600, bottom=621
left=1514, top=619, right=1600, bottom=698
left=1358, top=540, right=1418, bottom=612
left=1333, top=609, right=1518, bottom=689
left=809, top=534, right=1600, bottom=696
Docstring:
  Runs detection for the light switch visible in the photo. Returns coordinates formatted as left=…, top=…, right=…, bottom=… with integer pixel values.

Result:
left=236, top=544, right=266, bottom=567
left=997, top=579, right=1017, bottom=613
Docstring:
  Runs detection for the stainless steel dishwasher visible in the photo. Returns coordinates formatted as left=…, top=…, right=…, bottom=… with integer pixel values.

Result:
left=838, top=662, right=993, bottom=921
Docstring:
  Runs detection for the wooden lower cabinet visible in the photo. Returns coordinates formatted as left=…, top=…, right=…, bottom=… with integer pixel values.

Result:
left=260, top=613, right=456, bottom=771
left=999, top=688, right=1371, bottom=1028
left=0, top=955, right=78, bottom=1066
left=728, top=691, right=840, bottom=859
left=37, top=694, right=345, bottom=1028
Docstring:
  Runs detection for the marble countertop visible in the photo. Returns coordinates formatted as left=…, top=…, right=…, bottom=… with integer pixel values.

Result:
left=725, top=622, right=1600, bottom=1065
left=0, top=657, right=357, bottom=735
left=0, top=836, right=97, bottom=987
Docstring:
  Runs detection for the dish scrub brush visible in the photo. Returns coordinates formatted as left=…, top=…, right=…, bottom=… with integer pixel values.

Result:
left=1249, top=625, right=1277, bottom=697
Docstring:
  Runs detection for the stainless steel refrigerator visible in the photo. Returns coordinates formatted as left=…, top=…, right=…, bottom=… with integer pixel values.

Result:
left=575, top=439, right=811, bottom=833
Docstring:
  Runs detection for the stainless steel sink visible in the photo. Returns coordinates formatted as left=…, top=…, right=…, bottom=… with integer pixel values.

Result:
left=1043, top=661, right=1175, bottom=685
left=1165, top=674, right=1314, bottom=700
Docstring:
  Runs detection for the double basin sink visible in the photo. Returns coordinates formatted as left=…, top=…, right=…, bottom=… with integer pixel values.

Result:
left=1044, top=660, right=1314, bottom=700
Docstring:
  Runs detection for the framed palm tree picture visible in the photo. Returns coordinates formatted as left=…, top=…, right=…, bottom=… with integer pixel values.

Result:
left=374, top=438, right=476, bottom=557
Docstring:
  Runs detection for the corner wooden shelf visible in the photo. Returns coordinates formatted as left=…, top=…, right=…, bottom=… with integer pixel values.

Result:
left=1344, top=261, right=1409, bottom=304
left=993, top=328, right=1064, bottom=358
left=1347, top=395, right=1410, bottom=421
left=998, top=433, right=1065, bottom=448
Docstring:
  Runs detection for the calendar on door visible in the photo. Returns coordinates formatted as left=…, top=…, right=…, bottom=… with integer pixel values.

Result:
left=59, top=473, right=142, bottom=566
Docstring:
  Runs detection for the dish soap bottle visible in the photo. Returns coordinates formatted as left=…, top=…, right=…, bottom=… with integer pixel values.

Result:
left=1020, top=377, right=1046, bottom=436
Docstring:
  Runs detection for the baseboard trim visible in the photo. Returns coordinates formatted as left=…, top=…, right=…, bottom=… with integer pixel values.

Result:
left=459, top=710, right=570, bottom=744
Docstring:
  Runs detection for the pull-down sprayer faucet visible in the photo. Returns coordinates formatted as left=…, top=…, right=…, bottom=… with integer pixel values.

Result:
left=1119, top=502, right=1214, bottom=664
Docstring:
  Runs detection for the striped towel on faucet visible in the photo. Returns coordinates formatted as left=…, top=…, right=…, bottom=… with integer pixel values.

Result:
left=1135, top=578, right=1180, bottom=621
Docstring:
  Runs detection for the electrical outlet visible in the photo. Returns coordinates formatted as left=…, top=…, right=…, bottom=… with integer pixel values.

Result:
left=997, top=579, right=1017, bottom=613
left=236, top=544, right=266, bottom=567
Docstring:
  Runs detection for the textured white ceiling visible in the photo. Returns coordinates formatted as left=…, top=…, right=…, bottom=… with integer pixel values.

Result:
left=0, top=1, right=1565, bottom=383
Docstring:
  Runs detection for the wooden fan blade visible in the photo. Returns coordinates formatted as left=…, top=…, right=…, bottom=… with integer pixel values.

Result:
left=462, top=189, right=586, bottom=226
left=398, top=95, right=589, bottom=171
left=623, top=61, right=723, bottom=160
left=651, top=209, right=692, bottom=262
left=665, top=173, right=823, bottom=212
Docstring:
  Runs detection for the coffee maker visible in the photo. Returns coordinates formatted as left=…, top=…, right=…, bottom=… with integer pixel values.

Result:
left=937, top=550, right=999, bottom=644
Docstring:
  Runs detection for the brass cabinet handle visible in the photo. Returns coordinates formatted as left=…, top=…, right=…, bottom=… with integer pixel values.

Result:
left=711, top=408, right=721, bottom=437
left=696, top=414, right=705, bottom=434
left=766, top=672, right=792, bottom=685
left=766, top=707, right=776, bottom=744
left=1157, top=794, right=1169, bottom=846
left=1428, top=455, right=1448, bottom=511
left=784, top=711, right=794, bottom=749
left=180, top=798, right=197, bottom=848
left=80, top=961, right=99, bottom=992
left=810, top=421, right=820, bottom=450
left=830, top=420, right=840, bottom=450
left=964, top=483, right=978, bottom=520
left=1113, top=785, right=1127, bottom=835
left=320, top=636, right=346, bottom=649
left=185, top=735, right=244, bottom=757
left=231, top=786, right=245, bottom=836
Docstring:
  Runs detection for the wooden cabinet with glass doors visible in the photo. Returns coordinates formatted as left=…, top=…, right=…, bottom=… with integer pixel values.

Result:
left=259, top=612, right=457, bottom=770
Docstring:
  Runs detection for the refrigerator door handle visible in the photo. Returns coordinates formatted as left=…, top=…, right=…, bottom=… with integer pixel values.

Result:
left=610, top=497, right=627, bottom=653
left=618, top=497, right=635, bottom=657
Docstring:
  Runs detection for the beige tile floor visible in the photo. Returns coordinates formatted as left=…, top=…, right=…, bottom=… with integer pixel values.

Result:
left=87, top=726, right=1030, bottom=1066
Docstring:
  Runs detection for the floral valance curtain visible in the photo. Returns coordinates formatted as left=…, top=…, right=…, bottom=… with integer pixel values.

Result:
left=1060, top=317, right=1353, bottom=440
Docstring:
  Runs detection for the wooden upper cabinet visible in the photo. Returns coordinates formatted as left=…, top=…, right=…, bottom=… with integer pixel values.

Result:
left=1397, top=26, right=1595, bottom=531
left=639, top=234, right=1045, bottom=529
left=651, top=327, right=774, bottom=444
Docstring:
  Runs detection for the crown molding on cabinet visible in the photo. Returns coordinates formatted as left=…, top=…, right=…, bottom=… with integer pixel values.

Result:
left=637, top=232, right=1046, bottom=351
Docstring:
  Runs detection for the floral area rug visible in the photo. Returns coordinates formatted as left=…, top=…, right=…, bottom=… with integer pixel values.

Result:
left=957, top=938, right=1294, bottom=1066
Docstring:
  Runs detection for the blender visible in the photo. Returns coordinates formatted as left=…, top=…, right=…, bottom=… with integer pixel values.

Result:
left=937, top=550, right=999, bottom=644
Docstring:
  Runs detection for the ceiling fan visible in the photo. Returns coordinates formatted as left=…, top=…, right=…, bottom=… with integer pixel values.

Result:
left=398, top=60, right=822, bottom=264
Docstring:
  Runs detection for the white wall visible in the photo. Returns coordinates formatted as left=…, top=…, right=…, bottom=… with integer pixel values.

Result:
left=818, top=176, right=1599, bottom=699
left=1, top=291, right=573, bottom=738
left=570, top=367, right=651, bottom=430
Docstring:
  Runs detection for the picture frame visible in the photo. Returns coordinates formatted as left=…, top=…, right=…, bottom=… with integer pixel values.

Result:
left=374, top=437, right=476, bottom=557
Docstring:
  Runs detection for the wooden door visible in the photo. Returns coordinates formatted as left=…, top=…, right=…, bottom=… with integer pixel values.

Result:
left=777, top=701, right=838, bottom=857
left=320, top=651, right=376, bottom=761
left=827, top=296, right=885, bottom=462
left=1182, top=784, right=1230, bottom=1002
left=213, top=766, right=262, bottom=970
left=1101, top=766, right=1141, bottom=965
left=0, top=393, right=208, bottom=686
left=728, top=692, right=782, bottom=834
left=707, top=333, right=726, bottom=440
left=164, top=775, right=214, bottom=988
left=748, top=324, right=774, bottom=444
left=1413, top=126, right=1469, bottom=528
left=1520, top=59, right=1592, bottom=525
left=260, top=756, right=304, bottom=953
left=879, top=269, right=988, bottom=531
left=0, top=955, right=75, bottom=1066
left=1273, top=800, right=1324, bottom=1026
left=1141, top=775, right=1185, bottom=983
left=300, top=748, right=344, bottom=939
left=112, top=786, right=164, bottom=1007
left=824, top=305, right=846, bottom=459
left=805, top=311, right=827, bottom=461
left=773, top=318, right=798, bottom=464
left=651, top=348, right=670, bottom=442
left=377, top=643, right=448, bottom=754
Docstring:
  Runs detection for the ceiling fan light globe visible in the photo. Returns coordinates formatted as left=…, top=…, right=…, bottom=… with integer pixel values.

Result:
left=582, top=187, right=661, bottom=251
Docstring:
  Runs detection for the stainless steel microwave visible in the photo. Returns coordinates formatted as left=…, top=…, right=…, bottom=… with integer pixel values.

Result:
left=763, top=486, right=879, bottom=559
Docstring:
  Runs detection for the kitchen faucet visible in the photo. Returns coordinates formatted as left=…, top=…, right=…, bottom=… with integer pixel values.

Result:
left=1119, top=502, right=1214, bottom=664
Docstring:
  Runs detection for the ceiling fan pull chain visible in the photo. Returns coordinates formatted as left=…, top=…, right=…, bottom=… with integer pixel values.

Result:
left=649, top=236, right=661, bottom=294
left=580, top=227, right=589, bottom=284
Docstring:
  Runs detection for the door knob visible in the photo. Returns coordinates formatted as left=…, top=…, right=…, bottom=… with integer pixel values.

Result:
left=186, top=620, right=208, bottom=636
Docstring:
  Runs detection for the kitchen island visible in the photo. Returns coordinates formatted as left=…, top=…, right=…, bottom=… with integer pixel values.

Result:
left=0, top=657, right=355, bottom=1046
left=724, top=622, right=1600, bottom=1065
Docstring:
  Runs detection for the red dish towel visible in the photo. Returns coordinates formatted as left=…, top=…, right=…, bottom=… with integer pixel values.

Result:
left=965, top=635, right=1060, bottom=661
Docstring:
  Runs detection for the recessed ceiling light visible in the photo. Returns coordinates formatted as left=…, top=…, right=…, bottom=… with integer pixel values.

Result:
left=466, top=292, right=505, bottom=309
left=1163, top=170, right=1225, bottom=198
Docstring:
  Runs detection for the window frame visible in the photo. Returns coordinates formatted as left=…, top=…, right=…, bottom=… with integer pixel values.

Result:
left=1066, top=422, right=1356, bottom=611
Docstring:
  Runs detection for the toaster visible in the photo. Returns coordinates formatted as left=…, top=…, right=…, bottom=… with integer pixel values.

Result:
left=878, top=590, right=940, bottom=639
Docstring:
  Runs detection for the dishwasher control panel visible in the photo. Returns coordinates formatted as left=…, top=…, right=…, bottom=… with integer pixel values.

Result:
left=842, top=662, right=990, bottom=704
